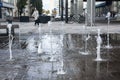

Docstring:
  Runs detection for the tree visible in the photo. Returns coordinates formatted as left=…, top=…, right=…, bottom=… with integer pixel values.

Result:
left=30, top=0, right=43, bottom=15
left=17, top=0, right=27, bottom=16
left=16, top=0, right=43, bottom=16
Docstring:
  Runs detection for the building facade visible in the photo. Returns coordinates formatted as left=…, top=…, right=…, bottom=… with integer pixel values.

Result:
left=0, top=0, right=14, bottom=19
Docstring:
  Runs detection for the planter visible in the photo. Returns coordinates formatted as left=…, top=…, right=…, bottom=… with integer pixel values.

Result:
left=20, top=16, right=29, bottom=22
left=38, top=16, right=51, bottom=23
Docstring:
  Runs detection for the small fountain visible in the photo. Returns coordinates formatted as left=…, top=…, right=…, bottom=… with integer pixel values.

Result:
left=94, top=29, right=103, bottom=61
left=38, top=24, right=43, bottom=54
left=68, top=34, right=74, bottom=50
left=26, top=37, right=36, bottom=53
left=57, top=35, right=65, bottom=75
left=7, top=23, right=14, bottom=60
left=61, top=22, right=65, bottom=34
left=57, top=60, right=66, bottom=75
left=48, top=21, right=56, bottom=62
left=80, top=34, right=90, bottom=55
left=105, top=12, right=112, bottom=49
left=48, top=21, right=52, bottom=34
left=79, top=26, right=90, bottom=55
left=38, top=42, right=43, bottom=54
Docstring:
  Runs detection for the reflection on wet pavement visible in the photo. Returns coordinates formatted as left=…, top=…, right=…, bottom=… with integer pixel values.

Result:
left=0, top=33, right=120, bottom=80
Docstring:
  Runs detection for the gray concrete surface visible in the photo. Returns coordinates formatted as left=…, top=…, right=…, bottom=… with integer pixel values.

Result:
left=0, top=21, right=120, bottom=35
left=0, top=21, right=120, bottom=80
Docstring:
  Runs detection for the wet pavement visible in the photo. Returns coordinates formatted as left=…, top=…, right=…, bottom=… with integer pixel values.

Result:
left=0, top=27, right=120, bottom=80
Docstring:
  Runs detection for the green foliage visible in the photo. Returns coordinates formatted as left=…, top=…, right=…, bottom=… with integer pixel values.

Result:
left=17, top=0, right=27, bottom=16
left=30, top=0, right=43, bottom=14
left=16, top=0, right=43, bottom=16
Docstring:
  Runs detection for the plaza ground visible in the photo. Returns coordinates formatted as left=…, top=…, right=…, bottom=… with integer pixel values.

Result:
left=0, top=21, right=120, bottom=80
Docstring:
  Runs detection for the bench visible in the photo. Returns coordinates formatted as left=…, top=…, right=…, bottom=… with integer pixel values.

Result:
left=0, top=24, right=19, bottom=36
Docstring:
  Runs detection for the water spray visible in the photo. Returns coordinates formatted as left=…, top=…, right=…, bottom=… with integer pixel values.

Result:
left=94, top=29, right=103, bottom=61
left=105, top=12, right=112, bottom=49
left=7, top=23, right=14, bottom=60
left=38, top=24, right=43, bottom=54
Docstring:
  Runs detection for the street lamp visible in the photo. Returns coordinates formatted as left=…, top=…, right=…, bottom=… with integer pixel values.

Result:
left=65, top=0, right=68, bottom=23
left=61, top=0, right=64, bottom=21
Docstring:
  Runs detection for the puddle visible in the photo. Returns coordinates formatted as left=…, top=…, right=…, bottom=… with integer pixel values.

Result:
left=0, top=33, right=120, bottom=80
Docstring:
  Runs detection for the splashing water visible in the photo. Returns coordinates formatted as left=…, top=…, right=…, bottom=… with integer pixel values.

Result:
left=38, top=43, right=43, bottom=54
left=94, top=29, right=103, bottom=61
left=38, top=24, right=43, bottom=54
left=79, top=25, right=90, bottom=55
left=105, top=14, right=112, bottom=49
left=26, top=37, right=37, bottom=53
left=7, top=24, right=14, bottom=60
left=48, top=21, right=56, bottom=62
left=57, top=35, right=66, bottom=75
left=57, top=60, right=66, bottom=74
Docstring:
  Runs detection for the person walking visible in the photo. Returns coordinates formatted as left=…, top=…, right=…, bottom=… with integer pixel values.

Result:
left=4, top=9, right=12, bottom=23
left=32, top=8, right=39, bottom=26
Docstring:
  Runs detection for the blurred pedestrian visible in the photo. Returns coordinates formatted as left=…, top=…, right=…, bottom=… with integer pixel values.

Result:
left=4, top=9, right=12, bottom=23
left=32, top=8, right=39, bottom=26
left=52, top=8, right=57, bottom=18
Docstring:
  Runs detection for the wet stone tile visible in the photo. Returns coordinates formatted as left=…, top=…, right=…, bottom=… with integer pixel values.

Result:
left=0, top=33, right=120, bottom=80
